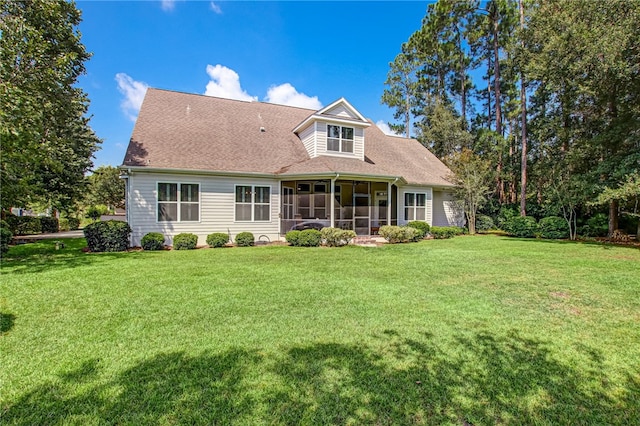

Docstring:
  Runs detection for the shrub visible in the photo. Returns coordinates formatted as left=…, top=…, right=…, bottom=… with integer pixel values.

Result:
left=235, top=232, right=254, bottom=247
left=206, top=232, right=229, bottom=248
left=296, top=229, right=321, bottom=247
left=67, top=217, right=81, bottom=230
left=539, top=216, right=570, bottom=239
left=475, top=215, right=495, bottom=232
left=173, top=233, right=198, bottom=250
left=505, top=216, right=538, bottom=238
left=430, top=226, right=458, bottom=239
left=83, top=220, right=131, bottom=252
left=85, top=206, right=103, bottom=221
left=379, top=225, right=418, bottom=243
left=579, top=213, right=608, bottom=237
left=141, top=232, right=165, bottom=250
left=58, top=218, right=70, bottom=231
left=0, top=227, right=12, bottom=256
left=285, top=230, right=301, bottom=246
left=4, top=215, right=42, bottom=235
left=40, top=217, right=59, bottom=234
left=321, top=227, right=356, bottom=247
left=0, top=220, right=9, bottom=230
left=496, top=205, right=519, bottom=230
left=406, top=221, right=430, bottom=239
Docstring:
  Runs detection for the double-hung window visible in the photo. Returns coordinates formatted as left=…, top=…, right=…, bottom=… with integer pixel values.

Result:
left=404, top=192, right=426, bottom=221
left=327, top=125, right=354, bottom=153
left=235, top=185, right=271, bottom=221
left=158, top=182, right=199, bottom=222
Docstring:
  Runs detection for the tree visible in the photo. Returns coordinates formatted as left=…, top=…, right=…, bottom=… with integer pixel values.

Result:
left=86, top=166, right=125, bottom=210
left=381, top=51, right=419, bottom=137
left=446, top=148, right=493, bottom=235
left=591, top=173, right=640, bottom=237
left=0, top=0, right=101, bottom=212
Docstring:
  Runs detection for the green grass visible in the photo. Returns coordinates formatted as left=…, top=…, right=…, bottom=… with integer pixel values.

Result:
left=1, top=236, right=639, bottom=425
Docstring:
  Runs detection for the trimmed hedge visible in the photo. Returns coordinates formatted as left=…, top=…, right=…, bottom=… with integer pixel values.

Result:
left=206, top=232, right=229, bottom=248
left=539, top=216, right=570, bottom=239
left=235, top=232, right=254, bottom=247
left=285, top=230, right=301, bottom=246
left=173, top=233, right=198, bottom=250
left=379, top=225, right=418, bottom=244
left=40, top=217, right=59, bottom=234
left=84, top=220, right=131, bottom=252
left=141, top=232, right=165, bottom=250
left=430, top=226, right=465, bottom=239
left=406, top=221, right=430, bottom=239
left=297, top=229, right=322, bottom=247
left=505, top=216, right=538, bottom=238
left=4, top=215, right=42, bottom=235
left=1, top=227, right=12, bottom=256
left=321, top=227, right=356, bottom=247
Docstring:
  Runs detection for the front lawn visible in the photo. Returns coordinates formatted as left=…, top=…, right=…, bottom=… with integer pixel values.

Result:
left=1, top=236, right=639, bottom=424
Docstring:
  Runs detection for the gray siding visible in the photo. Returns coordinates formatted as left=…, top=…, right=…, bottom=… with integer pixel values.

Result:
left=316, top=120, right=365, bottom=161
left=432, top=190, right=465, bottom=227
left=299, top=123, right=316, bottom=158
left=128, top=172, right=281, bottom=246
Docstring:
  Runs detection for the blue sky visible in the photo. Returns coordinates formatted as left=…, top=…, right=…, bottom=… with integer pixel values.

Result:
left=77, top=1, right=430, bottom=168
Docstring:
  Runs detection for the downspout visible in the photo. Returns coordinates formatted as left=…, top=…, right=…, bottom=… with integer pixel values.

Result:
left=388, top=177, right=399, bottom=226
left=331, top=173, right=340, bottom=228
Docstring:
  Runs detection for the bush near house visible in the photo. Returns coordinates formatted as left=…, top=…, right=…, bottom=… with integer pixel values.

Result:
left=430, top=226, right=465, bottom=239
left=406, top=221, right=430, bottom=240
left=235, top=232, right=254, bottom=247
left=321, top=227, right=356, bottom=247
left=173, top=233, right=198, bottom=250
left=141, top=232, right=165, bottom=250
left=539, top=216, right=570, bottom=239
left=285, top=230, right=301, bottom=246
left=206, top=233, right=229, bottom=248
left=379, top=225, right=418, bottom=244
left=296, top=229, right=322, bottom=247
left=505, top=216, right=538, bottom=238
left=83, top=220, right=131, bottom=252
left=40, top=217, right=59, bottom=234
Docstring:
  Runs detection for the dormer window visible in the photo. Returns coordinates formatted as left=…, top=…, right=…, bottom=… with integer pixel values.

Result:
left=327, top=125, right=354, bottom=153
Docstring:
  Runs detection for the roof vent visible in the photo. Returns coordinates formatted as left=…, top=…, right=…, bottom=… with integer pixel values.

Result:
left=260, top=127, right=266, bottom=132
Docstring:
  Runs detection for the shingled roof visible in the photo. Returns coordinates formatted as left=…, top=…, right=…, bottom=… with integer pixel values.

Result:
left=122, top=88, right=454, bottom=187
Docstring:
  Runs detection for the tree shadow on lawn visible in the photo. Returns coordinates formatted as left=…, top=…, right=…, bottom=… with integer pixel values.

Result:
left=3, top=331, right=639, bottom=425
left=500, top=236, right=640, bottom=252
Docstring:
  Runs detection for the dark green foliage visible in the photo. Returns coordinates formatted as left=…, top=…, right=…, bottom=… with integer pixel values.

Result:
left=539, top=217, right=570, bottom=239
left=475, top=215, right=495, bottom=232
left=172, top=233, right=198, bottom=250
left=496, top=206, right=519, bottom=231
left=206, top=233, right=229, bottom=248
left=235, top=232, right=254, bottom=247
left=86, top=206, right=106, bottom=221
left=406, top=221, right=431, bottom=239
left=430, top=226, right=459, bottom=239
left=83, top=220, right=131, bottom=252
left=579, top=213, right=609, bottom=237
left=68, top=217, right=80, bottom=230
left=285, top=230, right=301, bottom=246
left=320, top=227, right=356, bottom=247
left=141, top=232, right=165, bottom=251
left=39, top=217, right=59, bottom=234
left=58, top=218, right=70, bottom=231
left=0, top=227, right=12, bottom=256
left=379, top=225, right=418, bottom=243
left=296, top=229, right=322, bottom=247
left=0, top=220, right=9, bottom=230
left=505, top=216, right=538, bottom=238
left=4, top=215, right=42, bottom=235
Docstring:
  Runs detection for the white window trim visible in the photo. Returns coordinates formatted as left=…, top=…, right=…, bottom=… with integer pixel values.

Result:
left=156, top=181, right=201, bottom=223
left=234, top=184, right=272, bottom=222
left=403, top=191, right=429, bottom=222
left=327, top=124, right=355, bottom=154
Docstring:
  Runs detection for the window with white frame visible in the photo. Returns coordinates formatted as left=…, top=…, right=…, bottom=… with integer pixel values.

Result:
left=327, top=125, right=354, bottom=153
left=235, top=185, right=271, bottom=221
left=158, top=182, right=199, bottom=222
left=404, top=192, right=426, bottom=221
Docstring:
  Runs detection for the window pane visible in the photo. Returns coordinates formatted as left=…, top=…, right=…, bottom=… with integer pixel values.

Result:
left=181, top=184, right=199, bottom=202
left=254, top=204, right=270, bottom=221
left=342, top=139, right=353, bottom=153
left=180, top=203, right=199, bottom=221
left=158, top=203, right=177, bottom=221
left=416, top=193, right=426, bottom=207
left=236, top=186, right=251, bottom=203
left=235, top=204, right=251, bottom=221
left=327, top=138, right=339, bottom=151
left=405, top=193, right=415, bottom=206
left=342, top=127, right=354, bottom=140
left=416, top=207, right=426, bottom=221
left=328, top=125, right=340, bottom=139
left=158, top=183, right=177, bottom=202
left=255, top=186, right=270, bottom=204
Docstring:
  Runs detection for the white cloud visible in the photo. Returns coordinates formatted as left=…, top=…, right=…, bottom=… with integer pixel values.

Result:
left=204, top=64, right=257, bottom=102
left=376, top=120, right=403, bottom=137
left=115, top=73, right=149, bottom=122
left=210, top=1, right=222, bottom=14
left=160, top=0, right=176, bottom=11
left=264, top=83, right=322, bottom=109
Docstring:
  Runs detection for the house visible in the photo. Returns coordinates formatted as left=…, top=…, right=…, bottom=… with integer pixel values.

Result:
left=120, top=88, right=462, bottom=246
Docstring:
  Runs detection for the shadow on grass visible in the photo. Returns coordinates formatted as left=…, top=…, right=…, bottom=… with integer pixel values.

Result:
left=0, top=312, right=15, bottom=334
left=3, top=331, right=639, bottom=425
left=499, top=235, right=640, bottom=251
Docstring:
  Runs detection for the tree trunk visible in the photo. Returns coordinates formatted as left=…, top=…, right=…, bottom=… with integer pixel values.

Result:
left=491, top=4, right=505, bottom=204
left=519, top=0, right=528, bottom=217
left=608, top=199, right=619, bottom=236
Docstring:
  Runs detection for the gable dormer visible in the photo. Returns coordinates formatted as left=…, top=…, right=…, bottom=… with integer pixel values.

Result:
left=293, top=98, right=371, bottom=161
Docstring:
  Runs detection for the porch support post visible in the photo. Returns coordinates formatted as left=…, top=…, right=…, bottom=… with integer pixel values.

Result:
left=387, top=181, right=392, bottom=226
left=331, top=174, right=339, bottom=228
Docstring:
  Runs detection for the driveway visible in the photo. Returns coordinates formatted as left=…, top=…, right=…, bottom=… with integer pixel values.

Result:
left=14, top=230, right=84, bottom=240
